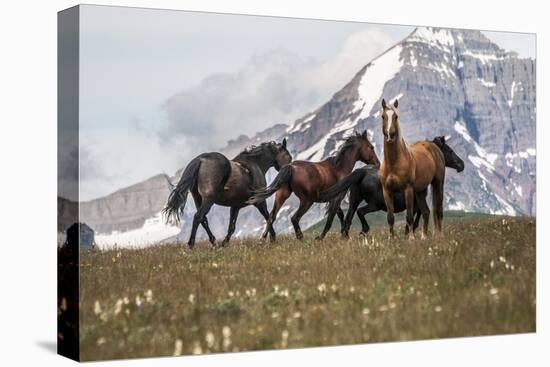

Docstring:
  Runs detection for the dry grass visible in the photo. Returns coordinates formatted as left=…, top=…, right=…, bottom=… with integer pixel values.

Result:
left=78, top=215, right=535, bottom=361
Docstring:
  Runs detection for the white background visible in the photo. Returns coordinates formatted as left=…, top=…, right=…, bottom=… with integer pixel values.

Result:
left=0, top=0, right=547, bottom=365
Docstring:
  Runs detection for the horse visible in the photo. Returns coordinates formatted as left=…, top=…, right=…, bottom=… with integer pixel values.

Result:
left=319, top=136, right=464, bottom=238
left=163, top=139, right=292, bottom=248
left=379, top=99, right=446, bottom=239
left=246, top=131, right=380, bottom=241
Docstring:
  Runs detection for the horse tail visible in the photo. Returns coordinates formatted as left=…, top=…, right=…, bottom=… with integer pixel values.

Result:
left=246, top=164, right=293, bottom=205
left=318, top=167, right=367, bottom=202
left=163, top=157, right=201, bottom=224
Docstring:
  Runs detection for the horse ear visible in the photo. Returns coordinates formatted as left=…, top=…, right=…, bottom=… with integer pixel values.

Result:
left=393, top=99, right=399, bottom=108
left=381, top=99, right=387, bottom=109
left=361, top=130, right=367, bottom=139
left=282, top=138, right=287, bottom=148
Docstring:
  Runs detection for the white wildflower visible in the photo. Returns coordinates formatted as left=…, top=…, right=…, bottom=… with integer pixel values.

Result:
left=94, top=301, right=102, bottom=315
left=281, top=330, right=289, bottom=348
left=114, top=299, right=123, bottom=315
left=205, top=331, right=215, bottom=349
left=173, top=339, right=183, bottom=356
left=192, top=341, right=203, bottom=355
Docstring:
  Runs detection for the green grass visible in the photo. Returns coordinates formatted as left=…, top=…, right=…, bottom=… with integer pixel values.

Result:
left=307, top=209, right=494, bottom=234
left=76, top=214, right=536, bottom=361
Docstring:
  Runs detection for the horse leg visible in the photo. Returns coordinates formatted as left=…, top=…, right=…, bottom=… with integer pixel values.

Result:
left=263, top=186, right=291, bottom=242
left=336, top=207, right=345, bottom=230
left=341, top=191, right=361, bottom=238
left=191, top=190, right=216, bottom=245
left=221, top=207, right=240, bottom=246
left=382, top=186, right=396, bottom=238
left=357, top=204, right=376, bottom=235
left=255, top=201, right=276, bottom=239
left=432, top=179, right=444, bottom=237
left=188, top=198, right=215, bottom=249
left=412, top=210, right=422, bottom=233
left=317, top=194, right=345, bottom=240
left=404, top=186, right=415, bottom=240
left=414, top=189, right=430, bottom=240
left=291, top=199, right=313, bottom=240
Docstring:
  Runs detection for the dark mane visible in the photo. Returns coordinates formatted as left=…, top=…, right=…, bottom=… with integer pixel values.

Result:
left=234, top=141, right=276, bottom=161
left=333, top=136, right=359, bottom=165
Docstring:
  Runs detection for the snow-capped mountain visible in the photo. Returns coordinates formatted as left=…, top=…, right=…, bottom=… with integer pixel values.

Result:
left=72, top=26, right=535, bottom=247
left=283, top=27, right=535, bottom=217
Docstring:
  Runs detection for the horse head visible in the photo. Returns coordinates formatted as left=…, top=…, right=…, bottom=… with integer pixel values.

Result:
left=433, top=136, right=465, bottom=172
left=271, top=138, right=292, bottom=171
left=381, top=98, right=400, bottom=144
left=355, top=130, right=380, bottom=166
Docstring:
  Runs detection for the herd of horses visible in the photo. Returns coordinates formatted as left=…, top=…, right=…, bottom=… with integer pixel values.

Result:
left=163, top=99, right=465, bottom=248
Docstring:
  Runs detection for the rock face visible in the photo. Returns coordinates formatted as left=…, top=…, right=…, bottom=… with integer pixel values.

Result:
left=72, top=26, right=536, bottom=246
left=78, top=174, right=179, bottom=238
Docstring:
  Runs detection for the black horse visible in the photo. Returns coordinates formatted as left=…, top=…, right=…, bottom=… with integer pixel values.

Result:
left=319, top=136, right=464, bottom=238
left=163, top=140, right=292, bottom=248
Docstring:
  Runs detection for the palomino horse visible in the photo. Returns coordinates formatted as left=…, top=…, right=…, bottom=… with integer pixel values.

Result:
left=163, top=140, right=292, bottom=248
left=319, top=136, right=464, bottom=238
left=380, top=99, right=446, bottom=239
left=246, top=131, right=379, bottom=241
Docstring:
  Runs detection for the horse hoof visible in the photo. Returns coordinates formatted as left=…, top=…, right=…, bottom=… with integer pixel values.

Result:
left=315, top=235, right=323, bottom=241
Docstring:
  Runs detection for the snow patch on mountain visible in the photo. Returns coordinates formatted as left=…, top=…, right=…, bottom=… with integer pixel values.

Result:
left=287, top=113, right=316, bottom=134
left=353, top=45, right=404, bottom=116
left=462, top=50, right=508, bottom=64
left=478, top=78, right=496, bottom=88
left=454, top=120, right=498, bottom=171
left=409, top=27, right=455, bottom=50
left=95, top=212, right=180, bottom=249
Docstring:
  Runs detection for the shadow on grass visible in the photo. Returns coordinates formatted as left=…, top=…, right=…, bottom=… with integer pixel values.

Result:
left=36, top=340, right=57, bottom=354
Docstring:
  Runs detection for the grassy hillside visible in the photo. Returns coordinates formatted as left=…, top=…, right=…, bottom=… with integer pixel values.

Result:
left=75, top=215, right=535, bottom=361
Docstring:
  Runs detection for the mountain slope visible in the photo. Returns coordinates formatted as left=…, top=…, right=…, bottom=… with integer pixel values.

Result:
left=283, top=27, right=535, bottom=216
left=76, top=27, right=536, bottom=247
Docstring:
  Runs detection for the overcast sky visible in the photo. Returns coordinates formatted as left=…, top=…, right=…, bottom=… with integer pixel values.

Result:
left=78, top=5, right=535, bottom=201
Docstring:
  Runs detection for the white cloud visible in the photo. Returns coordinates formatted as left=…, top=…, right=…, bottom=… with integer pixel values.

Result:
left=79, top=129, right=195, bottom=201
left=160, top=27, right=398, bottom=148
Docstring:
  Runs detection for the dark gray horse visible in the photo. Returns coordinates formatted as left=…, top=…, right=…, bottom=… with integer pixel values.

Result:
left=319, top=136, right=465, bottom=238
left=163, top=140, right=292, bottom=248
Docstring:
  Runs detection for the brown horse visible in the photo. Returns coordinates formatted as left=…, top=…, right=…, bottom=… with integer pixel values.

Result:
left=163, top=140, right=292, bottom=248
left=379, top=99, right=445, bottom=239
left=247, top=131, right=379, bottom=241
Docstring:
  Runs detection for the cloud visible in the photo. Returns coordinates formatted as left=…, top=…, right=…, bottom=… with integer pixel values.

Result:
left=79, top=129, right=196, bottom=201
left=80, top=27, right=401, bottom=200
left=160, top=27, right=399, bottom=149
